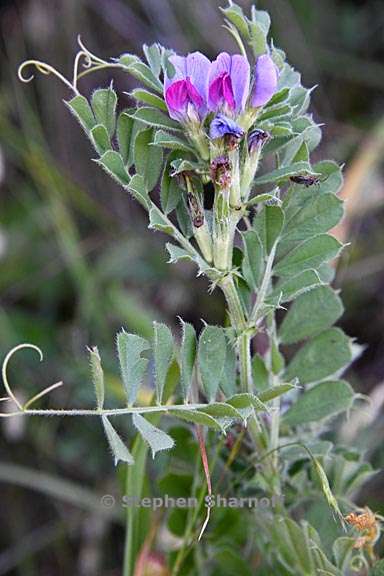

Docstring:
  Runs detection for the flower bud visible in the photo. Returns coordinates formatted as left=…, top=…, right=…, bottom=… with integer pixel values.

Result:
left=209, top=114, right=244, bottom=150
left=248, top=128, right=270, bottom=153
left=210, top=155, right=232, bottom=189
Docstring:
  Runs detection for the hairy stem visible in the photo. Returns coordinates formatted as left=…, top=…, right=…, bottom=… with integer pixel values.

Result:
left=238, top=332, right=253, bottom=393
left=220, top=275, right=247, bottom=332
left=219, top=275, right=258, bottom=401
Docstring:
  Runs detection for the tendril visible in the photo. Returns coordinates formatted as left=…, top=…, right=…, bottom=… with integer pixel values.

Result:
left=23, top=381, right=64, bottom=410
left=2, top=343, right=43, bottom=410
left=1, top=343, right=63, bottom=416
left=77, top=35, right=106, bottom=66
left=72, top=50, right=90, bottom=92
left=18, top=60, right=78, bottom=94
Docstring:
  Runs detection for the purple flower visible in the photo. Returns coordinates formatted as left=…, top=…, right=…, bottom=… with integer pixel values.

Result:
left=251, top=54, right=278, bottom=108
left=248, top=128, right=270, bottom=152
left=209, top=114, right=244, bottom=140
left=164, top=52, right=211, bottom=122
left=208, top=52, right=250, bottom=114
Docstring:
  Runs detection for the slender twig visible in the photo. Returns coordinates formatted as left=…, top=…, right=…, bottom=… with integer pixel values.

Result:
left=0, top=403, right=216, bottom=419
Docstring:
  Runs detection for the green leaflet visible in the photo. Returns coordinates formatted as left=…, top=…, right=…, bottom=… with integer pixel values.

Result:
left=259, top=104, right=292, bottom=122
left=148, top=206, right=178, bottom=238
left=130, top=89, right=167, bottom=111
left=153, top=322, right=174, bottom=404
left=281, top=441, right=333, bottom=461
left=283, top=380, right=354, bottom=425
left=91, top=86, right=117, bottom=137
left=175, top=196, right=193, bottom=239
left=249, top=9, right=271, bottom=56
left=153, top=130, right=195, bottom=153
left=271, top=341, right=285, bottom=374
left=134, top=127, right=163, bottom=190
left=160, top=150, right=184, bottom=214
left=168, top=409, right=223, bottom=431
left=285, top=328, right=352, bottom=385
left=227, top=393, right=267, bottom=413
left=102, top=416, right=134, bottom=465
left=166, top=244, right=195, bottom=264
left=121, top=59, right=163, bottom=93
left=220, top=333, right=237, bottom=397
left=95, top=150, right=130, bottom=187
left=179, top=320, right=197, bottom=400
left=314, top=160, right=344, bottom=195
left=117, top=110, right=134, bottom=166
left=292, top=140, right=310, bottom=163
left=132, top=413, right=174, bottom=458
left=266, top=88, right=290, bottom=108
left=127, top=174, right=150, bottom=209
left=241, top=229, right=263, bottom=290
left=271, top=517, right=315, bottom=574
left=253, top=204, right=285, bottom=254
left=200, top=402, right=243, bottom=420
left=258, top=383, right=297, bottom=402
left=65, top=95, right=96, bottom=132
left=220, top=3, right=251, bottom=40
left=289, top=86, right=311, bottom=117
left=252, top=354, right=269, bottom=391
left=116, top=330, right=150, bottom=405
left=143, top=43, right=162, bottom=77
left=268, top=269, right=323, bottom=304
left=88, top=346, right=104, bottom=409
left=278, top=285, right=344, bottom=344
left=282, top=193, right=344, bottom=246
left=274, top=234, right=343, bottom=278
left=253, top=161, right=314, bottom=185
left=198, top=325, right=226, bottom=401
left=128, top=107, right=181, bottom=131
left=90, top=124, right=111, bottom=156
left=332, top=537, right=356, bottom=572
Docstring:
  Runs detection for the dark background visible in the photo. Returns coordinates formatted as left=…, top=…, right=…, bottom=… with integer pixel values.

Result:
left=0, top=0, right=383, bottom=574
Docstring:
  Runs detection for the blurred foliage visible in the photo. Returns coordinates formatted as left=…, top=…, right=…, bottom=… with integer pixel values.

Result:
left=0, top=0, right=384, bottom=574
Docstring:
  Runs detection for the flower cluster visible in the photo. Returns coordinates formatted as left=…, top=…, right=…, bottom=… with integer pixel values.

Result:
left=164, top=50, right=278, bottom=140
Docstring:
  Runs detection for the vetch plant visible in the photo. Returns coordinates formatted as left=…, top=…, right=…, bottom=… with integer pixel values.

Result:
left=2, top=2, right=382, bottom=574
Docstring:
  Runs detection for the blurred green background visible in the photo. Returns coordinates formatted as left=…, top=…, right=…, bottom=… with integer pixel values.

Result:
left=0, top=0, right=384, bottom=574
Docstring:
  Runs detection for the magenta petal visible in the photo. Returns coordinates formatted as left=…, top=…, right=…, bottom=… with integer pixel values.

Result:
left=185, top=52, right=211, bottom=109
left=165, top=80, right=188, bottom=120
left=208, top=75, right=224, bottom=110
left=164, top=52, right=211, bottom=120
left=185, top=77, right=204, bottom=108
left=251, top=54, right=278, bottom=108
left=230, top=55, right=250, bottom=112
left=164, top=54, right=186, bottom=92
left=222, top=74, right=235, bottom=109
left=208, top=52, right=231, bottom=110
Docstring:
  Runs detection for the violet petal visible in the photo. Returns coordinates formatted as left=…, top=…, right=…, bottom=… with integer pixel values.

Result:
left=230, top=54, right=250, bottom=112
left=209, top=114, right=244, bottom=139
left=251, top=54, right=278, bottom=108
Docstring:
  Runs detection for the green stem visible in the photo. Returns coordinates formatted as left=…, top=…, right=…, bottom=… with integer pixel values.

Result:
left=250, top=242, right=277, bottom=324
left=266, top=317, right=282, bottom=491
left=123, top=436, right=149, bottom=576
left=0, top=402, right=215, bottom=419
left=270, top=396, right=280, bottom=471
left=220, top=276, right=258, bottom=399
left=220, top=275, right=247, bottom=332
left=194, top=224, right=213, bottom=263
left=238, top=332, right=253, bottom=393
left=229, top=149, right=241, bottom=208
